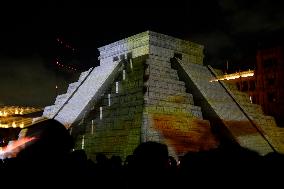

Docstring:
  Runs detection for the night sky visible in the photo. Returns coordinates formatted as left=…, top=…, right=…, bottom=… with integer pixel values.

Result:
left=0, top=0, right=283, bottom=107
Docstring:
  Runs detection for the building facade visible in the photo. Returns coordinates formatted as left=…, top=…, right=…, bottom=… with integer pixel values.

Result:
left=255, top=46, right=284, bottom=126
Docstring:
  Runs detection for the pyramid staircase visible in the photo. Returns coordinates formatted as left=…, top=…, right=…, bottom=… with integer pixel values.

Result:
left=43, top=59, right=123, bottom=127
left=72, top=55, right=217, bottom=160
left=172, top=57, right=284, bottom=155
left=43, top=31, right=284, bottom=160
left=210, top=67, right=284, bottom=153
left=142, top=56, right=217, bottom=157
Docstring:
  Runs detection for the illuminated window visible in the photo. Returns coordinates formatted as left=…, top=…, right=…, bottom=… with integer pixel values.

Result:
left=91, top=120, right=94, bottom=135
left=123, top=70, right=126, bottom=80
left=130, top=59, right=133, bottom=70
left=81, top=135, right=85, bottom=149
left=100, top=107, right=103, bottom=120
left=108, top=93, right=111, bottom=106
left=116, top=82, right=119, bottom=93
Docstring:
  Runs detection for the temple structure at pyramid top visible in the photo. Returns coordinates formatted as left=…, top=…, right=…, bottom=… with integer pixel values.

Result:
left=97, top=31, right=204, bottom=63
left=43, top=31, right=284, bottom=160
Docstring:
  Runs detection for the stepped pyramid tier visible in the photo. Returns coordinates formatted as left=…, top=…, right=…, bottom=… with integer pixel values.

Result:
left=171, top=58, right=284, bottom=155
left=43, top=68, right=93, bottom=119
left=211, top=68, right=284, bottom=154
left=43, top=31, right=283, bottom=160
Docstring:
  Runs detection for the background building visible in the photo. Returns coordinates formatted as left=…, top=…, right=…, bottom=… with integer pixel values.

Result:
left=225, top=46, right=284, bottom=127
left=255, top=46, right=284, bottom=126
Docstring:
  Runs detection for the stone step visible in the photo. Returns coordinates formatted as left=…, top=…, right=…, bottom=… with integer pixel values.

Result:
left=144, top=93, right=194, bottom=105
left=101, top=92, right=144, bottom=106
left=78, top=68, right=92, bottom=81
left=148, top=74, right=183, bottom=86
left=146, top=63, right=177, bottom=75
left=43, top=104, right=60, bottom=117
left=93, top=115, right=142, bottom=126
left=148, top=68, right=178, bottom=79
left=146, top=76, right=185, bottom=87
left=147, top=87, right=190, bottom=100
left=144, top=99, right=202, bottom=118
left=178, top=60, right=284, bottom=154
left=147, top=83, right=186, bottom=94
left=55, top=94, right=68, bottom=105
left=224, top=82, right=239, bottom=91
left=241, top=103, right=263, bottom=114
left=179, top=61, right=249, bottom=121
left=104, top=99, right=144, bottom=109
left=230, top=90, right=251, bottom=101
left=51, top=59, right=122, bottom=125
left=145, top=97, right=195, bottom=109
left=119, top=79, right=144, bottom=91
left=145, top=94, right=194, bottom=105
left=146, top=57, right=172, bottom=69
left=147, top=70, right=179, bottom=80
left=67, top=82, right=79, bottom=93
left=146, top=81, right=186, bottom=93
left=102, top=106, right=143, bottom=118
left=144, top=104, right=202, bottom=118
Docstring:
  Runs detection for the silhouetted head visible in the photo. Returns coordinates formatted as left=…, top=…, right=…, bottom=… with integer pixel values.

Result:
left=17, top=119, right=74, bottom=160
left=124, top=154, right=135, bottom=169
left=71, top=149, right=87, bottom=162
left=168, top=156, right=177, bottom=168
left=96, top=153, right=108, bottom=165
left=133, top=141, right=169, bottom=172
left=110, top=155, right=122, bottom=166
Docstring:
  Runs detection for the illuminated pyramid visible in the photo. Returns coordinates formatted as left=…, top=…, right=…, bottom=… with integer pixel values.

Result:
left=43, top=31, right=284, bottom=160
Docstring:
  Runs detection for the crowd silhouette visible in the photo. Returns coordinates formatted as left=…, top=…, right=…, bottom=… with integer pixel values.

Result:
left=1, top=119, right=283, bottom=188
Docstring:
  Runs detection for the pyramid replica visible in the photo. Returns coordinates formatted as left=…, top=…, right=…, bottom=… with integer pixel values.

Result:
left=43, top=31, right=284, bottom=160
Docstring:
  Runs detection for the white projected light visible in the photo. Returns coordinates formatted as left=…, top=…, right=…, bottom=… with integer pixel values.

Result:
left=108, top=93, right=111, bottom=106
left=116, top=82, right=119, bottom=93
left=130, top=59, right=133, bottom=70
left=123, top=70, right=126, bottom=80
left=100, top=106, right=103, bottom=120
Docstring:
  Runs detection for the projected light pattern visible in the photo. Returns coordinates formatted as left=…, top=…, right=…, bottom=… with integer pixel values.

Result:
left=0, top=137, right=36, bottom=159
left=74, top=55, right=218, bottom=160
left=210, top=70, right=254, bottom=82
left=144, top=93, right=219, bottom=155
left=53, top=31, right=213, bottom=160
left=46, top=31, right=284, bottom=160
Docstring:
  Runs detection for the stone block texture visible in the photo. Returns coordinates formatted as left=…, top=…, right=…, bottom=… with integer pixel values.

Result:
left=43, top=31, right=283, bottom=161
